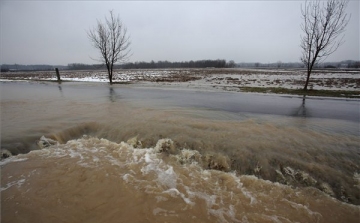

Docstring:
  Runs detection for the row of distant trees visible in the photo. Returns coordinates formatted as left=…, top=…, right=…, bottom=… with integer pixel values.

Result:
left=67, top=63, right=116, bottom=70
left=122, top=59, right=235, bottom=69
left=1, top=60, right=359, bottom=72
left=0, top=64, right=61, bottom=72
left=344, top=61, right=360, bottom=68
left=244, top=60, right=360, bottom=69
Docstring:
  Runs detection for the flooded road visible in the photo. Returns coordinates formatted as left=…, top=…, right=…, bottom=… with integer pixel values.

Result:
left=2, top=81, right=359, bottom=121
left=1, top=81, right=359, bottom=222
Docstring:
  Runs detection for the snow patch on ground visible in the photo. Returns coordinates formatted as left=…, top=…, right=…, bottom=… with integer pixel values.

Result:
left=1, top=68, right=359, bottom=92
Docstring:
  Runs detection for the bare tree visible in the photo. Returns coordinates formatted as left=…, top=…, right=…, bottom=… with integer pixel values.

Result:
left=227, top=60, right=236, bottom=68
left=300, top=0, right=350, bottom=90
left=88, top=11, right=131, bottom=84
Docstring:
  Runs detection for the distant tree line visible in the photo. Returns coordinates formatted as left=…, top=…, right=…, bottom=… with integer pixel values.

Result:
left=237, top=60, right=360, bottom=69
left=67, top=63, right=118, bottom=70
left=0, top=64, right=65, bottom=72
left=68, top=60, right=360, bottom=69
left=343, top=60, right=360, bottom=68
left=121, top=59, right=235, bottom=69
left=1, top=60, right=358, bottom=72
left=238, top=62, right=304, bottom=69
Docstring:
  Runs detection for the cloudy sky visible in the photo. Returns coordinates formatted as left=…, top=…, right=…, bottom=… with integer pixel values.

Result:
left=1, top=1, right=358, bottom=65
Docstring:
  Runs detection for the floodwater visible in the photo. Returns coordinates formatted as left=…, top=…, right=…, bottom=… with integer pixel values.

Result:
left=1, top=81, right=359, bottom=223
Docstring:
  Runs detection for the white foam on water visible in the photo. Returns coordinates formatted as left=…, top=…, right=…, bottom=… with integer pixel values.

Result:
left=3, top=136, right=359, bottom=222
left=21, top=136, right=245, bottom=221
left=208, top=204, right=242, bottom=223
left=158, top=166, right=177, bottom=189
left=281, top=198, right=322, bottom=220
left=163, top=188, right=193, bottom=204
left=353, top=172, right=360, bottom=189
left=0, top=157, right=28, bottom=166
left=152, top=207, right=178, bottom=217
left=1, top=179, right=26, bottom=191
left=155, top=195, right=168, bottom=202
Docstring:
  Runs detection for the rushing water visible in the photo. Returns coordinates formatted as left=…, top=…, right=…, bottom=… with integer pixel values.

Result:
left=1, top=81, right=359, bottom=223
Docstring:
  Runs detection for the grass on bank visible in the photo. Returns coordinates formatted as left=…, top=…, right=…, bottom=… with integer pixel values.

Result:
left=240, top=87, right=360, bottom=98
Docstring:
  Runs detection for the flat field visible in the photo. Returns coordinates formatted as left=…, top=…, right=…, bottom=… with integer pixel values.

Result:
left=1, top=68, right=359, bottom=95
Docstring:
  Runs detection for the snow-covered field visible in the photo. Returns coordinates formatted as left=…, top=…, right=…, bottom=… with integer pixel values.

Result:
left=1, top=68, right=359, bottom=92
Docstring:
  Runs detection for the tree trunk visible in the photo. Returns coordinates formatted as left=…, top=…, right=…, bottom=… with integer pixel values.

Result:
left=303, top=70, right=311, bottom=90
left=108, top=71, right=112, bottom=84
left=109, top=67, right=113, bottom=84
left=55, top=68, right=61, bottom=82
left=105, top=63, right=112, bottom=84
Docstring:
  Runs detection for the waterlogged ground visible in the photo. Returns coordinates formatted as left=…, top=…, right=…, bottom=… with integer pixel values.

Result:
left=1, top=68, right=359, bottom=92
left=1, top=81, right=360, bottom=222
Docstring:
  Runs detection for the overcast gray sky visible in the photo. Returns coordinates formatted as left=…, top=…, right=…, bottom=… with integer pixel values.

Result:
left=1, top=1, right=358, bottom=65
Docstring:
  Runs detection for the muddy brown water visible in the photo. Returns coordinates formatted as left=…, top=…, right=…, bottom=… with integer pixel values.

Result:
left=1, top=81, right=359, bottom=222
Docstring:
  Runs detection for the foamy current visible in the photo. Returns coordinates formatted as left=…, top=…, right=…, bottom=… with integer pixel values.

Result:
left=1, top=81, right=360, bottom=222
left=1, top=137, right=359, bottom=223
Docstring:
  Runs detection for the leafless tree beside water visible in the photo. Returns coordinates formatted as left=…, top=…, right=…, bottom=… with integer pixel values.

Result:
left=300, top=0, right=350, bottom=90
left=88, top=11, right=131, bottom=84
